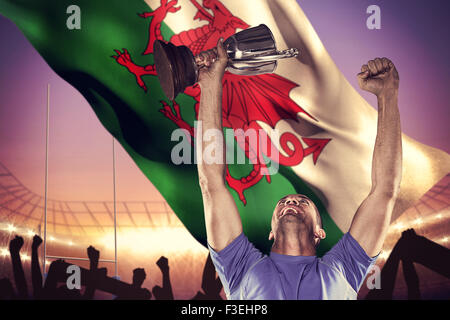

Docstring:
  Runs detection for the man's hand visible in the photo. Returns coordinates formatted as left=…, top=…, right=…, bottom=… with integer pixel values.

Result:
left=32, top=235, right=42, bottom=250
left=197, top=38, right=243, bottom=252
left=9, top=235, right=24, bottom=254
left=87, top=246, right=99, bottom=269
left=358, top=57, right=399, bottom=97
left=197, top=38, right=228, bottom=90
left=350, top=57, right=402, bottom=257
left=156, top=256, right=169, bottom=272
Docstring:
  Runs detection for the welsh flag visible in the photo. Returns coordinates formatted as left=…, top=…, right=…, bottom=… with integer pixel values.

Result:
left=1, top=0, right=448, bottom=255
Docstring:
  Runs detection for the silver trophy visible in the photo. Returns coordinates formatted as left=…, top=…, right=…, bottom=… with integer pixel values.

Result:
left=153, top=24, right=299, bottom=100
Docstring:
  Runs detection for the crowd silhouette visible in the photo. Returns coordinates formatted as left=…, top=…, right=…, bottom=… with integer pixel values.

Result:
left=1, top=228, right=449, bottom=299
left=365, top=228, right=450, bottom=300
left=0, top=233, right=223, bottom=300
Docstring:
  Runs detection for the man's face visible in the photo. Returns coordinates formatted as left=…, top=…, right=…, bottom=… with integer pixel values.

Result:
left=270, top=194, right=320, bottom=239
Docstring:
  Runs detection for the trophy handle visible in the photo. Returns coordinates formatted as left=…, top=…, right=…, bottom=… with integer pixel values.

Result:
left=194, top=48, right=298, bottom=68
left=231, top=48, right=299, bottom=62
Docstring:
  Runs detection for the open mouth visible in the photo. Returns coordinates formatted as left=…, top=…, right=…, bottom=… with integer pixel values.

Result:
left=279, top=206, right=301, bottom=218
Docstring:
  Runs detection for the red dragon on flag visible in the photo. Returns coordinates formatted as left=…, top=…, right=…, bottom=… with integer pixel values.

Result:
left=112, top=0, right=331, bottom=205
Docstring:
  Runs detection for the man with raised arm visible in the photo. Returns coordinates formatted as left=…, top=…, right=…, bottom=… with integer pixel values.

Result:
left=196, top=38, right=401, bottom=299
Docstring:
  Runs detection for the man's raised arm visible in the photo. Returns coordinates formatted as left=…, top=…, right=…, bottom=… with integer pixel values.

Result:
left=196, top=39, right=243, bottom=252
left=349, top=57, right=402, bottom=257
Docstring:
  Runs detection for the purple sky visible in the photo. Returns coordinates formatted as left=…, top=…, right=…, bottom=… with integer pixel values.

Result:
left=0, top=0, right=448, bottom=201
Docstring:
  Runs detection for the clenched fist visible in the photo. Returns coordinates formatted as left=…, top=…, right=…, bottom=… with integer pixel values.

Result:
left=9, top=235, right=24, bottom=254
left=197, top=38, right=228, bottom=90
left=87, top=246, right=100, bottom=271
left=358, top=57, right=399, bottom=97
left=32, top=235, right=43, bottom=250
left=156, top=256, right=169, bottom=272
